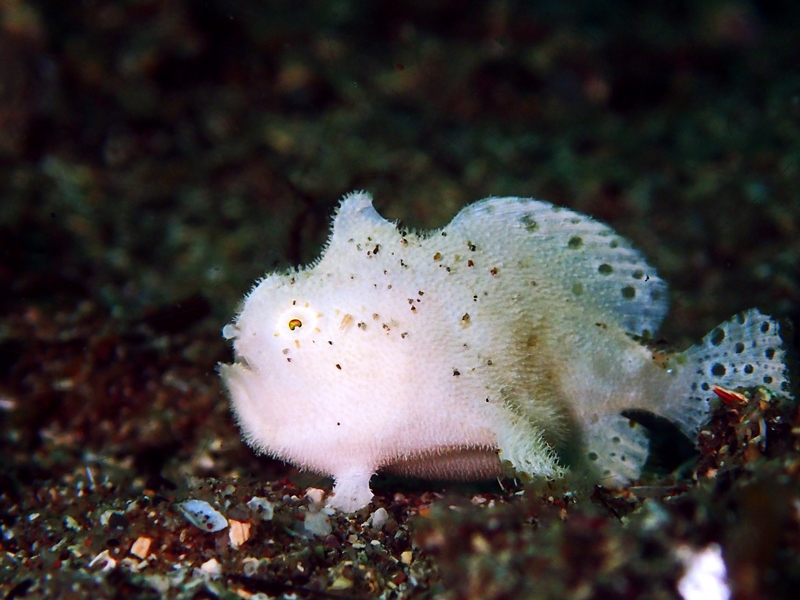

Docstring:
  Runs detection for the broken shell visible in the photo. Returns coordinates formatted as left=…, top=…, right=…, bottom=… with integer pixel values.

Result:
left=228, top=519, right=252, bottom=548
left=246, top=496, right=274, bottom=521
left=130, top=536, right=152, bottom=559
left=178, top=499, right=228, bottom=532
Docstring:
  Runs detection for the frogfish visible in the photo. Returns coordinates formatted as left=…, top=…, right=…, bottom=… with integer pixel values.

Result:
left=220, top=192, right=792, bottom=511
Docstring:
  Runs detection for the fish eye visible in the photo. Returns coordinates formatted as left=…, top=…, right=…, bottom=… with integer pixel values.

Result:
left=277, top=303, right=319, bottom=338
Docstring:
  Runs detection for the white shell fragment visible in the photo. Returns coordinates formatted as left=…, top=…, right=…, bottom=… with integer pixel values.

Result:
left=199, top=557, right=223, bottom=578
left=220, top=191, right=793, bottom=512
left=89, top=549, right=117, bottom=573
left=303, top=507, right=334, bottom=537
left=676, top=544, right=730, bottom=600
left=366, top=507, right=390, bottom=530
left=178, top=499, right=228, bottom=532
left=246, top=496, right=274, bottom=521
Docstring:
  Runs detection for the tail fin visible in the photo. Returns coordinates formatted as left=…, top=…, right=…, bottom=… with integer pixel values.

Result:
left=663, top=308, right=792, bottom=439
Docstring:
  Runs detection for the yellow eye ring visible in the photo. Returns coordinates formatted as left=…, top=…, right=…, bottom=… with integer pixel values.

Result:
left=278, top=303, right=317, bottom=337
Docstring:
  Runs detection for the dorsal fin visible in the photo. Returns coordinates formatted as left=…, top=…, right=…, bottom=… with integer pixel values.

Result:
left=448, top=197, right=669, bottom=338
left=316, top=191, right=397, bottom=270
left=327, top=191, right=387, bottom=246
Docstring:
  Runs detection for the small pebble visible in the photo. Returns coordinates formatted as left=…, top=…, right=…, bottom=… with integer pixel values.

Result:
left=303, top=508, right=334, bottom=537
left=246, top=496, right=274, bottom=521
left=130, top=536, right=152, bottom=559
left=305, top=487, right=326, bottom=506
left=367, top=507, right=389, bottom=530
left=229, top=520, right=252, bottom=548
left=200, top=558, right=222, bottom=578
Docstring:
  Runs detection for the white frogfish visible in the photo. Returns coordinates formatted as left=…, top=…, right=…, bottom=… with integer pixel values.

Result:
left=220, top=191, right=792, bottom=511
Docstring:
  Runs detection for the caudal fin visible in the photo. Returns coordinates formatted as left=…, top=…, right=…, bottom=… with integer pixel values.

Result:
left=663, top=308, right=792, bottom=439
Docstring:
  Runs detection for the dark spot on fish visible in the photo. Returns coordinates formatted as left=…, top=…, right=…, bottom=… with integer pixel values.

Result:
left=711, top=363, right=726, bottom=377
left=520, top=214, right=538, bottom=232
left=598, top=263, right=613, bottom=275
left=568, top=236, right=583, bottom=249
left=710, top=328, right=725, bottom=346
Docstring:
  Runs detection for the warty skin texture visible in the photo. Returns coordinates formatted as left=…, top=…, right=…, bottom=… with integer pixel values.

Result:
left=220, top=191, right=791, bottom=511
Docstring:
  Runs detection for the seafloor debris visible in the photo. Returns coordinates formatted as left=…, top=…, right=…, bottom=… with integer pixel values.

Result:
left=177, top=499, right=229, bottom=533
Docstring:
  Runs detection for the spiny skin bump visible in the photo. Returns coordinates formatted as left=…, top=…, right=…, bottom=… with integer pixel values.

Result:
left=220, top=191, right=792, bottom=511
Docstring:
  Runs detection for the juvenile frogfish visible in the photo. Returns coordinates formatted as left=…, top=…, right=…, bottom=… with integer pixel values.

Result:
left=220, top=191, right=792, bottom=512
